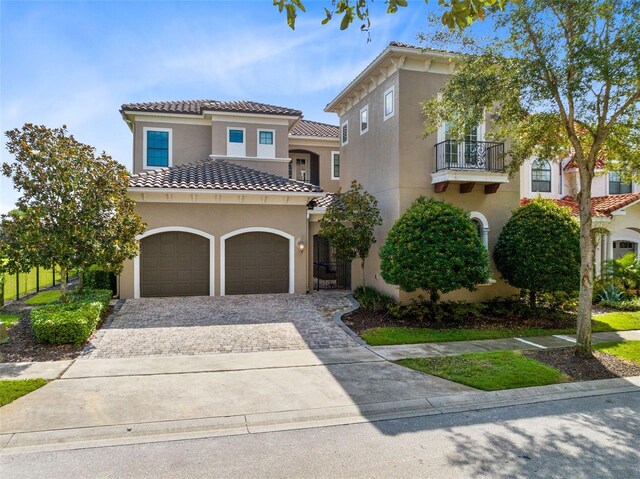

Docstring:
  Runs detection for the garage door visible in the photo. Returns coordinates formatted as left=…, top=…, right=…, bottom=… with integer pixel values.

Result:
left=225, top=232, right=289, bottom=294
left=141, top=232, right=209, bottom=297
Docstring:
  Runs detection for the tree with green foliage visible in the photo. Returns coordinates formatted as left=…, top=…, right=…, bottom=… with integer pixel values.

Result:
left=493, top=199, right=581, bottom=308
left=319, top=180, right=382, bottom=287
left=1, top=124, right=146, bottom=302
left=274, top=0, right=507, bottom=31
left=421, top=0, right=640, bottom=356
left=380, top=197, right=490, bottom=303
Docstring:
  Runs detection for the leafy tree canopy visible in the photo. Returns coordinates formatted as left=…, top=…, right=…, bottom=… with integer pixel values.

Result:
left=319, top=180, right=382, bottom=286
left=493, top=198, right=581, bottom=306
left=274, top=0, right=508, bottom=32
left=421, top=0, right=640, bottom=356
left=379, top=197, right=490, bottom=301
left=1, top=124, right=146, bottom=300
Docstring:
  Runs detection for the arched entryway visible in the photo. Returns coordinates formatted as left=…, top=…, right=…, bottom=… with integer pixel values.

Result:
left=221, top=228, right=294, bottom=295
left=134, top=227, right=215, bottom=298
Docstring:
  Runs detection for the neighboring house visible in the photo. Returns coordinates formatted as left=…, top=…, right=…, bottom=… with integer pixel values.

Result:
left=521, top=156, right=640, bottom=274
left=324, top=42, right=520, bottom=302
left=117, top=100, right=341, bottom=298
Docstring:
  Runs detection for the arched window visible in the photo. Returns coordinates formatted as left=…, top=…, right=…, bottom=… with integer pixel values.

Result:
left=470, top=212, right=490, bottom=250
left=531, top=160, right=552, bottom=193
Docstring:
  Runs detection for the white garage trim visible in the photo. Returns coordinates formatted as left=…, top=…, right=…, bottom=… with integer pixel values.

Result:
left=220, top=227, right=295, bottom=296
left=134, top=226, right=215, bottom=299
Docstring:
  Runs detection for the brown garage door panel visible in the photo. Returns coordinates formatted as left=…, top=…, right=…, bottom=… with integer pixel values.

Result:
left=225, top=232, right=289, bottom=294
left=141, top=232, right=210, bottom=297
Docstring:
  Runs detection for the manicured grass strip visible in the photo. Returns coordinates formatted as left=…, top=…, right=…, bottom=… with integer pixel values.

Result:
left=0, top=379, right=48, bottom=407
left=362, top=311, right=640, bottom=346
left=0, top=312, right=22, bottom=328
left=397, top=351, right=566, bottom=391
left=594, top=340, right=640, bottom=365
left=592, top=311, right=640, bottom=332
left=23, top=290, right=62, bottom=305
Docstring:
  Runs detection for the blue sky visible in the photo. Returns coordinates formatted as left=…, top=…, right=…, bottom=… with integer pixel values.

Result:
left=1, top=0, right=460, bottom=213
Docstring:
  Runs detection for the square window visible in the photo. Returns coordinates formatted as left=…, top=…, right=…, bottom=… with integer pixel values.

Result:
left=229, top=129, right=244, bottom=143
left=259, top=131, right=273, bottom=145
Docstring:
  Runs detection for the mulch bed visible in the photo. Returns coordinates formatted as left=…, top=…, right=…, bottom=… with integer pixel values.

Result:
left=342, top=308, right=577, bottom=334
left=524, top=347, right=640, bottom=381
left=0, top=307, right=112, bottom=363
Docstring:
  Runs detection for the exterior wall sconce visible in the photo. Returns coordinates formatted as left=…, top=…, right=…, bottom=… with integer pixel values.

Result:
left=297, top=237, right=305, bottom=252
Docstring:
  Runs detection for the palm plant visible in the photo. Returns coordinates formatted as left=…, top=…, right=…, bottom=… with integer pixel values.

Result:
left=602, top=253, right=640, bottom=293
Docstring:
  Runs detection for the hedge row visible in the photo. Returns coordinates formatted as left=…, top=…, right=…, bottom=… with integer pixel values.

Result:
left=31, top=289, right=112, bottom=345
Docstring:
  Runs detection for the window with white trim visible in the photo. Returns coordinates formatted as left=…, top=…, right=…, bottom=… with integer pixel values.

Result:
left=257, top=129, right=275, bottom=158
left=227, top=127, right=246, bottom=157
left=609, top=172, right=632, bottom=194
left=531, top=159, right=552, bottom=193
left=341, top=121, right=348, bottom=146
left=383, top=86, right=394, bottom=120
left=331, top=151, right=340, bottom=180
left=143, top=127, right=172, bottom=169
left=360, top=105, right=369, bottom=134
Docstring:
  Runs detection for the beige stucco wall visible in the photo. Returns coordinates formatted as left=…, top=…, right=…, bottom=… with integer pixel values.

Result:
left=334, top=66, right=521, bottom=302
left=133, top=121, right=212, bottom=174
left=211, top=121, right=289, bottom=159
left=119, top=202, right=310, bottom=298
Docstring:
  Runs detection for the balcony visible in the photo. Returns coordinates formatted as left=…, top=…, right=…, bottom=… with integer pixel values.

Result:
left=432, top=140, right=509, bottom=194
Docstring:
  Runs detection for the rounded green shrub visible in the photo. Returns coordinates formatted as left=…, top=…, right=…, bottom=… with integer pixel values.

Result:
left=379, top=197, right=491, bottom=301
left=493, top=198, right=580, bottom=306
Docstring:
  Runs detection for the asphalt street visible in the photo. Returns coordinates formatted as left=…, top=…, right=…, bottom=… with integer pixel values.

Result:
left=2, top=391, right=638, bottom=479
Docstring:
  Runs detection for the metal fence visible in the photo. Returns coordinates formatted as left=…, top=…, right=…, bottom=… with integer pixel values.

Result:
left=313, top=261, right=351, bottom=291
left=3, top=267, right=76, bottom=302
left=434, top=140, right=505, bottom=172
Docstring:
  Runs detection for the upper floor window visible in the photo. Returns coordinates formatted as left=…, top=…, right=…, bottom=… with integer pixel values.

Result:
left=341, top=121, right=348, bottom=146
left=360, top=106, right=369, bottom=134
left=257, top=129, right=275, bottom=158
left=383, top=86, right=394, bottom=120
left=259, top=131, right=273, bottom=144
left=227, top=127, right=246, bottom=157
left=531, top=159, right=552, bottom=193
left=609, top=172, right=632, bottom=194
left=331, top=151, right=340, bottom=180
left=144, top=128, right=172, bottom=169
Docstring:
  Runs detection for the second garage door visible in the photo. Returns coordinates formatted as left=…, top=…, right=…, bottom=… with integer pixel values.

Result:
left=225, top=232, right=289, bottom=294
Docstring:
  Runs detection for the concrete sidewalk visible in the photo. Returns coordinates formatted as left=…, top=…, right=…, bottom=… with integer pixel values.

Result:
left=0, top=361, right=73, bottom=380
left=370, top=330, right=640, bottom=360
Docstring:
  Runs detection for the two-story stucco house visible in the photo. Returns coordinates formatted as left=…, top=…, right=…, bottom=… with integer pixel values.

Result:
left=521, top=156, right=640, bottom=274
left=117, top=100, right=342, bottom=298
left=324, top=42, right=520, bottom=302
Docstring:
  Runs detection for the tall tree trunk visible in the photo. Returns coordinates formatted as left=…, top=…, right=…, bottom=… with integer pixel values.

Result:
left=361, top=257, right=366, bottom=287
left=529, top=290, right=536, bottom=309
left=576, top=175, right=594, bottom=358
left=59, top=267, right=69, bottom=303
left=78, top=268, right=84, bottom=291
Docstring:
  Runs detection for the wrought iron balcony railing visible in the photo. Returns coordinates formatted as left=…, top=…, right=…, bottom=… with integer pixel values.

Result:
left=434, top=140, right=505, bottom=173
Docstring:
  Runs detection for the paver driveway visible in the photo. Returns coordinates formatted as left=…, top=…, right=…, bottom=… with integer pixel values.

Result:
left=82, top=292, right=358, bottom=359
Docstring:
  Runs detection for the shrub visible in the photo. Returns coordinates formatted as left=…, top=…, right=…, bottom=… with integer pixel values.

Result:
left=494, top=198, right=580, bottom=307
left=601, top=253, right=640, bottom=291
left=31, top=288, right=111, bottom=345
left=84, top=267, right=116, bottom=292
left=595, top=283, right=626, bottom=303
left=379, top=197, right=491, bottom=303
left=354, top=286, right=396, bottom=313
left=388, top=297, right=486, bottom=324
left=599, top=298, right=640, bottom=311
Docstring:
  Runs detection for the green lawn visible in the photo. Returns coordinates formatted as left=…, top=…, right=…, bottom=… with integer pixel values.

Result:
left=397, top=351, right=566, bottom=391
left=0, top=312, right=22, bottom=328
left=361, top=311, right=640, bottom=346
left=0, top=379, right=48, bottom=407
left=23, top=290, right=62, bottom=305
left=595, top=340, right=640, bottom=365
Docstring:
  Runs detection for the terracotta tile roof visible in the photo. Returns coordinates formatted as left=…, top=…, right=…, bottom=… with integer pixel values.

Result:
left=121, top=99, right=302, bottom=117
left=309, top=193, right=335, bottom=209
left=564, top=156, right=606, bottom=170
left=521, top=193, right=640, bottom=217
left=290, top=119, right=339, bottom=139
left=129, top=159, right=322, bottom=193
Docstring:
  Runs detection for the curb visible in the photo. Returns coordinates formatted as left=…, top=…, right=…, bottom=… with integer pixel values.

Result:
left=2, top=375, right=638, bottom=455
left=331, top=295, right=367, bottom=346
